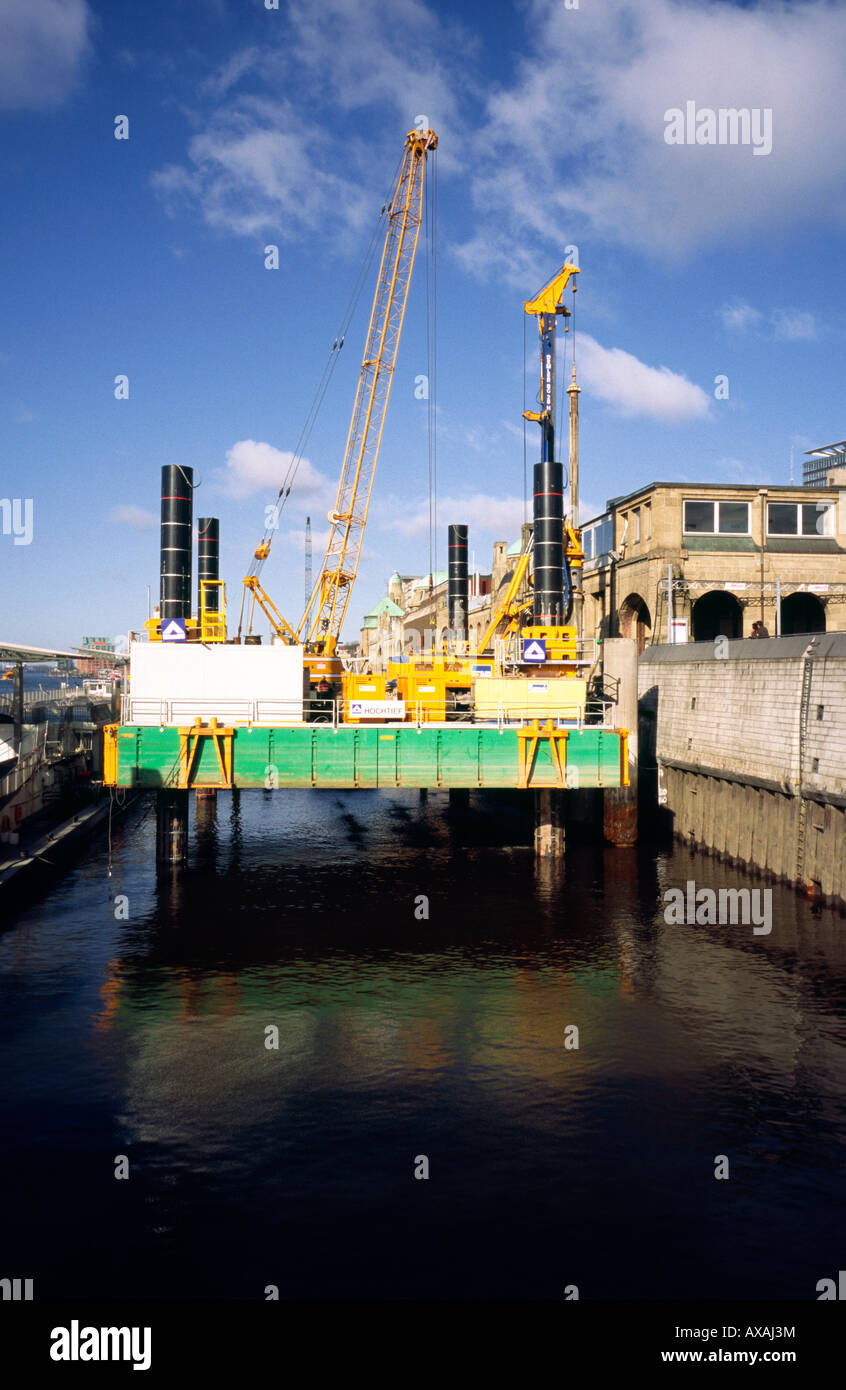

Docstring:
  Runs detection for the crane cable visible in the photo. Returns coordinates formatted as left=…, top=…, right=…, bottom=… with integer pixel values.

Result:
left=522, top=312, right=528, bottom=526
left=249, top=145, right=407, bottom=578
left=559, top=274, right=577, bottom=501
left=571, top=272, right=577, bottom=375
left=425, top=147, right=438, bottom=593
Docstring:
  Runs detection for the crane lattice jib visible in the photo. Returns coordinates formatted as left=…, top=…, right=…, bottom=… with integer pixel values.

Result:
left=300, top=127, right=437, bottom=651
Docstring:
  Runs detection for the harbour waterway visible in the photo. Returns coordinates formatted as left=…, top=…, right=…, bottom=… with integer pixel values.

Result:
left=1, top=789, right=844, bottom=1300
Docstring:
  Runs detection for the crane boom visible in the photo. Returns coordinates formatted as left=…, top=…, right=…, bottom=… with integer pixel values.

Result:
left=299, top=126, right=437, bottom=655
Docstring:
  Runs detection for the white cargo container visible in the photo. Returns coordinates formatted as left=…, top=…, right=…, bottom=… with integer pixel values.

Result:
left=126, top=642, right=307, bottom=726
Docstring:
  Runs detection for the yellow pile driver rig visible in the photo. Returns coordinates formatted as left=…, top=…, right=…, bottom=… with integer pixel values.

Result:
left=344, top=260, right=588, bottom=722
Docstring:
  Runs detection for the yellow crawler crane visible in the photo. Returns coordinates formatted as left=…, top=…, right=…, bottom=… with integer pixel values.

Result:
left=239, top=127, right=438, bottom=683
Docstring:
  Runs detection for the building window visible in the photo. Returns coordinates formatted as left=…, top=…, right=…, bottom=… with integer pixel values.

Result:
left=683, top=499, right=750, bottom=535
left=644, top=502, right=652, bottom=540
left=767, top=501, right=834, bottom=537
left=632, top=508, right=641, bottom=543
left=582, top=514, right=614, bottom=563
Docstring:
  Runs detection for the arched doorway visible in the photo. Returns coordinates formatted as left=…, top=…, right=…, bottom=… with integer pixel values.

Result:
left=618, top=593, right=652, bottom=653
left=692, top=590, right=742, bottom=641
left=781, top=592, right=826, bottom=636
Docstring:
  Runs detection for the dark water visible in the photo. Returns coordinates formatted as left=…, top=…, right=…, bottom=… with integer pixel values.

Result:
left=1, top=789, right=844, bottom=1301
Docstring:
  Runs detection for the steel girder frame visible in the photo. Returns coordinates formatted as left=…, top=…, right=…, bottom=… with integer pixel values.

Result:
left=105, top=723, right=626, bottom=791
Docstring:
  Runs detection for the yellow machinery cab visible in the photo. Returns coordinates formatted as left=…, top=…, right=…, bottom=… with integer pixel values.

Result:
left=343, top=671, right=390, bottom=723
left=388, top=660, right=472, bottom=723
left=519, top=624, right=578, bottom=665
left=305, top=655, right=344, bottom=686
left=470, top=623, right=585, bottom=722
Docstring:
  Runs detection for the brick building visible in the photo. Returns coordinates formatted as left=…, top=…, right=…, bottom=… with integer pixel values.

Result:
left=361, top=478, right=846, bottom=659
left=75, top=636, right=116, bottom=675
left=581, top=481, right=846, bottom=650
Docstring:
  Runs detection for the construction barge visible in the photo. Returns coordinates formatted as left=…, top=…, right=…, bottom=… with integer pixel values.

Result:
left=100, top=127, right=632, bottom=863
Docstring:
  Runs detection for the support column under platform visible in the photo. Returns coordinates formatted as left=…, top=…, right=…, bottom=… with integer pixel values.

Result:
left=534, top=788, right=565, bottom=858
left=601, top=637, right=639, bottom=847
left=156, top=789, right=189, bottom=867
left=603, top=786, right=637, bottom=847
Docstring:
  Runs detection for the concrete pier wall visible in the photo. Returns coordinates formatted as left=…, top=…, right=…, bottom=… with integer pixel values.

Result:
left=639, top=634, right=846, bottom=903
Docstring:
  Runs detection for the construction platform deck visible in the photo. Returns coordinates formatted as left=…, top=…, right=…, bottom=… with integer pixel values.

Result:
left=104, top=721, right=628, bottom=792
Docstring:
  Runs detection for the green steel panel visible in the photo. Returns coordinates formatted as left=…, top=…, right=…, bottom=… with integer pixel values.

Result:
left=355, top=728, right=378, bottom=787
left=112, top=723, right=625, bottom=791
left=397, top=727, right=443, bottom=786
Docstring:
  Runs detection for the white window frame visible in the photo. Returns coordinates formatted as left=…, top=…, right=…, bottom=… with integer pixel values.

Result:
left=582, top=514, right=613, bottom=564
left=683, top=498, right=751, bottom=536
left=766, top=500, right=835, bottom=538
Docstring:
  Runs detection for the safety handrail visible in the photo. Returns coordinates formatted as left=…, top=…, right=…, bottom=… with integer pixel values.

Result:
left=120, top=693, right=616, bottom=731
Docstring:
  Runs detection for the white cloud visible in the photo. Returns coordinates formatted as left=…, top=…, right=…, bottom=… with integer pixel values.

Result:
left=0, top=0, right=91, bottom=110
left=458, top=0, right=846, bottom=262
left=219, top=439, right=331, bottom=502
left=720, top=302, right=762, bottom=332
left=452, top=232, right=551, bottom=293
left=578, top=334, right=709, bottom=422
left=153, top=97, right=372, bottom=240
left=151, top=0, right=846, bottom=271
left=720, top=301, right=818, bottom=340
left=200, top=45, right=261, bottom=100
left=387, top=492, right=526, bottom=540
left=770, top=308, right=817, bottom=341
left=579, top=498, right=604, bottom=524
left=285, top=0, right=465, bottom=129
left=107, top=505, right=157, bottom=530
left=287, top=523, right=331, bottom=554
left=153, top=0, right=469, bottom=242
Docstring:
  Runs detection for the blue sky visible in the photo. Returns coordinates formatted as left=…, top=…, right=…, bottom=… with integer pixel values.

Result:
left=2, top=0, right=845, bottom=648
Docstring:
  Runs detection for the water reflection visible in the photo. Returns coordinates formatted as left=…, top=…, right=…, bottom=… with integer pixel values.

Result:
left=0, top=788, right=844, bottom=1299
